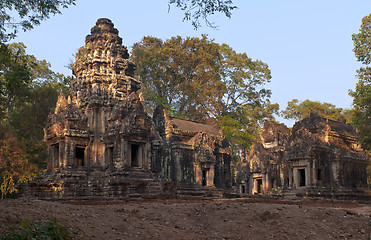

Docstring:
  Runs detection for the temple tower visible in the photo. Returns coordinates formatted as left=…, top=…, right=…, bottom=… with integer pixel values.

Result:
left=45, top=18, right=154, bottom=172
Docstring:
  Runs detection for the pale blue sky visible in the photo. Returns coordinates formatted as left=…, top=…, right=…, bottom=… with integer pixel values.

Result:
left=12, top=1, right=371, bottom=126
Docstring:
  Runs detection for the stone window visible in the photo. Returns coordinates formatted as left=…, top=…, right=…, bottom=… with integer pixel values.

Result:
left=75, top=146, right=85, bottom=167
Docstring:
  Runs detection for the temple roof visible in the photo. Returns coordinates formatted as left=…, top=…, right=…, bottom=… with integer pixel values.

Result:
left=171, top=117, right=221, bottom=136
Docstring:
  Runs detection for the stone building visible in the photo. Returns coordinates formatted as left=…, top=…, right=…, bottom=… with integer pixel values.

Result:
left=236, top=112, right=369, bottom=199
left=152, top=105, right=232, bottom=190
left=23, top=18, right=232, bottom=198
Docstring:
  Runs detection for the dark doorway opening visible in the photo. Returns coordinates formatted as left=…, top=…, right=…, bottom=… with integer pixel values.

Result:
left=257, top=178, right=263, bottom=193
left=317, top=169, right=322, bottom=181
left=75, top=147, right=85, bottom=167
left=202, top=170, right=207, bottom=186
left=131, top=144, right=139, bottom=167
left=299, top=169, right=306, bottom=187
left=107, top=146, right=114, bottom=165
left=240, top=185, right=245, bottom=193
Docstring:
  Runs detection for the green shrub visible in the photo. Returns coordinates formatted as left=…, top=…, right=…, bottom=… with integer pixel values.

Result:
left=0, top=218, right=74, bottom=240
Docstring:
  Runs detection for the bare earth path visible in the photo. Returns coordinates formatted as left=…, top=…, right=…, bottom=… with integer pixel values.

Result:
left=0, top=197, right=370, bottom=239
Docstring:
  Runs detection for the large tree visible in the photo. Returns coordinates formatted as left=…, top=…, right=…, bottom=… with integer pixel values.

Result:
left=0, top=42, right=68, bottom=169
left=281, top=99, right=351, bottom=122
left=131, top=35, right=277, bottom=152
left=0, top=0, right=75, bottom=42
left=168, top=0, right=237, bottom=29
left=351, top=13, right=371, bottom=152
left=0, top=123, right=38, bottom=199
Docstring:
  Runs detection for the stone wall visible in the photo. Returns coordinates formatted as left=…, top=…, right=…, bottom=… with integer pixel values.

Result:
left=236, top=113, right=369, bottom=199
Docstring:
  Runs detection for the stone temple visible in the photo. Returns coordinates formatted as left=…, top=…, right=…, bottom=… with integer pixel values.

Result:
left=23, top=18, right=232, bottom=198
left=236, top=111, right=370, bottom=200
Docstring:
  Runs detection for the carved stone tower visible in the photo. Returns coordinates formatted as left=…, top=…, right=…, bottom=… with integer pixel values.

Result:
left=45, top=18, right=154, bottom=172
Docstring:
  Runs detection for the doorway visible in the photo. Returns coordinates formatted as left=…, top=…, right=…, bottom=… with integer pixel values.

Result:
left=202, top=169, right=207, bottom=186
left=75, top=146, right=85, bottom=167
left=299, top=169, right=306, bottom=187
left=257, top=178, right=263, bottom=193
left=131, top=143, right=142, bottom=167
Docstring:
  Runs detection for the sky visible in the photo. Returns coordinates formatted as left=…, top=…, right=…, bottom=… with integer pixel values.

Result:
left=11, top=0, right=371, bottom=126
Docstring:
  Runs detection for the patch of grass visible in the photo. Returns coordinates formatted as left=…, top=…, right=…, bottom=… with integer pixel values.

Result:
left=0, top=218, right=74, bottom=240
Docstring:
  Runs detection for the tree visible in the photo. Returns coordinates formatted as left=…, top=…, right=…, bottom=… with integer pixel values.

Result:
left=0, top=43, right=32, bottom=120
left=132, top=35, right=276, bottom=152
left=0, top=42, right=69, bottom=169
left=281, top=99, right=350, bottom=122
left=351, top=13, right=371, bottom=152
left=168, top=0, right=237, bottom=29
left=0, top=0, right=75, bottom=42
left=0, top=123, right=37, bottom=199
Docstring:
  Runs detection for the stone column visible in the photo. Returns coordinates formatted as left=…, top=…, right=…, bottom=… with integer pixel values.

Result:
left=306, top=163, right=311, bottom=187
left=207, top=166, right=215, bottom=187
left=293, top=168, right=298, bottom=188
left=312, top=159, right=317, bottom=186
left=174, top=149, right=182, bottom=182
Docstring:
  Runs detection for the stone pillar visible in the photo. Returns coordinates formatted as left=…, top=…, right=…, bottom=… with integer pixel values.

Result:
left=306, top=163, right=311, bottom=187
left=66, top=139, right=74, bottom=168
left=331, top=161, right=340, bottom=186
left=312, top=159, right=317, bottom=186
left=123, top=140, right=128, bottom=167
left=174, top=149, right=182, bottom=182
left=252, top=178, right=257, bottom=194
left=194, top=164, right=202, bottom=185
left=293, top=168, right=298, bottom=188
left=262, top=174, right=267, bottom=193
left=146, top=142, right=151, bottom=170
left=207, top=166, right=215, bottom=187
left=288, top=168, right=293, bottom=188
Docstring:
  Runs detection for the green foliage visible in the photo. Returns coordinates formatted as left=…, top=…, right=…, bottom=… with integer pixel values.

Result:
left=351, top=13, right=371, bottom=152
left=0, top=123, right=38, bottom=199
left=281, top=99, right=350, bottom=122
left=0, top=42, right=68, bottom=197
left=132, top=35, right=276, bottom=153
left=168, top=0, right=237, bottom=29
left=0, top=218, right=74, bottom=240
left=0, top=0, right=76, bottom=42
left=0, top=42, right=69, bottom=170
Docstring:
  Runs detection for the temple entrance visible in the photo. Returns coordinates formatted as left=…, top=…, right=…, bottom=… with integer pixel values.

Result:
left=257, top=178, right=263, bottom=193
left=240, top=185, right=246, bottom=194
left=299, top=169, right=306, bottom=187
left=106, top=146, right=114, bottom=166
left=202, top=169, right=207, bottom=186
left=130, top=143, right=144, bottom=168
left=317, top=169, right=322, bottom=181
left=75, top=146, right=85, bottom=167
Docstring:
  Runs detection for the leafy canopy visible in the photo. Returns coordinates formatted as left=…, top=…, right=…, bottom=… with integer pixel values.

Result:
left=0, top=43, right=69, bottom=197
left=351, top=13, right=371, bottom=151
left=281, top=99, right=351, bottom=122
left=131, top=35, right=277, bottom=151
left=168, top=0, right=237, bottom=29
left=0, top=0, right=75, bottom=42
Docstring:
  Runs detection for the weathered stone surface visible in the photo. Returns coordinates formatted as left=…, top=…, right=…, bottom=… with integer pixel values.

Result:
left=236, top=114, right=370, bottom=200
left=23, top=18, right=232, bottom=199
left=152, top=105, right=232, bottom=190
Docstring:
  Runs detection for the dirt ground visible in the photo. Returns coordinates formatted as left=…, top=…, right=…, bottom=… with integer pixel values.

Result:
left=0, top=197, right=370, bottom=240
